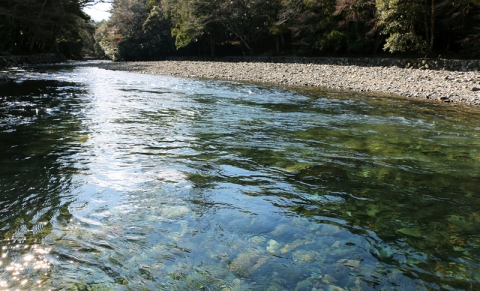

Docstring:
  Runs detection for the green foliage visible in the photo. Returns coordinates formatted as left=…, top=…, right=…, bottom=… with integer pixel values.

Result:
left=90, top=0, right=479, bottom=59
left=79, top=21, right=97, bottom=58
left=383, top=32, right=426, bottom=53
left=0, top=0, right=92, bottom=57
left=169, top=0, right=204, bottom=50
left=315, top=29, right=345, bottom=51
left=142, top=6, right=175, bottom=57
left=95, top=0, right=175, bottom=61
left=376, top=0, right=426, bottom=53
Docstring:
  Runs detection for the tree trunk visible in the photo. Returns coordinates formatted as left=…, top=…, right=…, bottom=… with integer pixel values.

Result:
left=234, top=32, right=253, bottom=55
left=373, top=33, right=382, bottom=54
left=220, top=21, right=253, bottom=55
left=30, top=0, right=48, bottom=53
left=207, top=34, right=215, bottom=57
left=430, top=0, right=435, bottom=53
left=424, top=0, right=430, bottom=51
left=29, top=34, right=36, bottom=53
left=346, top=21, right=350, bottom=54
left=276, top=36, right=279, bottom=54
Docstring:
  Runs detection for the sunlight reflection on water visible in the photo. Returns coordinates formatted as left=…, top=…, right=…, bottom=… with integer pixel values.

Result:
left=1, top=65, right=480, bottom=290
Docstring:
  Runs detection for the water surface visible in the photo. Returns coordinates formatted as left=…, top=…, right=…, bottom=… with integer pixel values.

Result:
left=1, top=65, right=480, bottom=290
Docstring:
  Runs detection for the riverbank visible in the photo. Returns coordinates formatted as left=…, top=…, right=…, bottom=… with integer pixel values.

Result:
left=1, top=53, right=67, bottom=82
left=92, top=59, right=480, bottom=106
left=0, top=54, right=66, bottom=68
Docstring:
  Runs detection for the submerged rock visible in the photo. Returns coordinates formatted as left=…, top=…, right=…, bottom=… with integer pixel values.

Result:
left=229, top=248, right=267, bottom=277
left=294, top=278, right=313, bottom=291
left=366, top=204, right=380, bottom=217
left=324, top=285, right=346, bottom=291
left=280, top=239, right=303, bottom=254
left=267, top=239, right=282, bottom=254
left=337, top=259, right=360, bottom=269
left=285, top=163, right=312, bottom=173
left=319, top=224, right=343, bottom=236
left=397, top=227, right=422, bottom=238
left=446, top=215, right=478, bottom=233
left=0, top=72, right=10, bottom=82
left=292, top=249, right=318, bottom=264
left=321, top=274, right=338, bottom=284
left=295, top=165, right=349, bottom=185
left=270, top=223, right=292, bottom=237
left=160, top=206, right=190, bottom=218
left=248, top=235, right=267, bottom=244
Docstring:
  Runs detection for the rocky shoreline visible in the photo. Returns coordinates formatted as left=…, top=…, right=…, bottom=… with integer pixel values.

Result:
left=92, top=59, right=480, bottom=106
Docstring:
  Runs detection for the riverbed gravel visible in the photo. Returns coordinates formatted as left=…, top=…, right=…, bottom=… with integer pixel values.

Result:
left=93, top=60, right=480, bottom=106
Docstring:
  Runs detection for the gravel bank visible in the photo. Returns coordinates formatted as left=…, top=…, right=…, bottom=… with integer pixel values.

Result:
left=94, top=60, right=480, bottom=106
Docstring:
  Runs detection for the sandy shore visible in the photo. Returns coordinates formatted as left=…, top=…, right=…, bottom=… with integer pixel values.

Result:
left=92, top=60, right=480, bottom=106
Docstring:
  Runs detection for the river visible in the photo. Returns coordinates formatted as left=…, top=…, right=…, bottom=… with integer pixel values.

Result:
left=1, top=64, right=480, bottom=290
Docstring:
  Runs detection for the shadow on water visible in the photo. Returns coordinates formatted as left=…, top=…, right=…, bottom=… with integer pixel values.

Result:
left=0, top=78, right=89, bottom=289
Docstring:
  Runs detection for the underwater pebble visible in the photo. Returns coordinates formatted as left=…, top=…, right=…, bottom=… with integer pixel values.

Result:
left=229, top=249, right=267, bottom=277
left=321, top=274, right=338, bottom=284
left=160, top=206, right=190, bottom=218
left=292, top=250, right=318, bottom=264
left=337, top=259, right=360, bottom=269
left=248, top=235, right=267, bottom=244
left=280, top=239, right=303, bottom=254
left=324, top=285, right=346, bottom=291
left=267, top=239, right=282, bottom=254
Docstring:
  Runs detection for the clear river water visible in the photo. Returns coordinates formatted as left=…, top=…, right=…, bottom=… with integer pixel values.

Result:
left=1, top=64, right=480, bottom=291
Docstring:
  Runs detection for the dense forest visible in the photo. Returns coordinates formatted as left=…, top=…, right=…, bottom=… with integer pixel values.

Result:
left=0, top=0, right=97, bottom=58
left=1, top=0, right=479, bottom=60
left=98, top=0, right=480, bottom=60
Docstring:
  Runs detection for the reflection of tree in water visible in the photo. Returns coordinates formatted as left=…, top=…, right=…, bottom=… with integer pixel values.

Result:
left=0, top=79, right=88, bottom=289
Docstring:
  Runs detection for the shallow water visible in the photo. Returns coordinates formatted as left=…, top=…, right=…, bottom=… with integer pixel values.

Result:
left=1, top=64, right=480, bottom=290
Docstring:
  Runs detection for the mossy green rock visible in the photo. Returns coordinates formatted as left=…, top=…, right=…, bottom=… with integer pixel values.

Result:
left=397, top=227, right=422, bottom=238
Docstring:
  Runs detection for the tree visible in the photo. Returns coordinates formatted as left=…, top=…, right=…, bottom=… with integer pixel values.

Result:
left=0, top=0, right=90, bottom=56
left=142, top=5, right=175, bottom=58
left=0, top=14, right=15, bottom=53
left=436, top=0, right=480, bottom=56
left=167, top=0, right=275, bottom=55
left=93, top=0, right=479, bottom=58
left=96, top=0, right=174, bottom=60
left=334, top=0, right=378, bottom=54
left=271, top=0, right=341, bottom=54
left=167, top=0, right=206, bottom=51
left=376, top=0, right=426, bottom=53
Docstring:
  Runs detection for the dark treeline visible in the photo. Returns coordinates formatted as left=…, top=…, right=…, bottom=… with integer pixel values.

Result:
left=0, top=0, right=96, bottom=58
left=1, top=0, right=479, bottom=61
left=96, top=0, right=480, bottom=61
